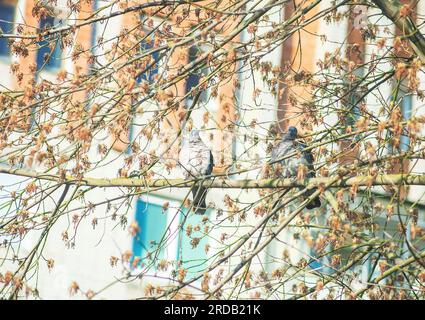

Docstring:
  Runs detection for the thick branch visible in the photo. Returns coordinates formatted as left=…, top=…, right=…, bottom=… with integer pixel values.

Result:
left=355, top=249, right=425, bottom=297
left=372, top=0, right=425, bottom=62
left=1, top=166, right=425, bottom=188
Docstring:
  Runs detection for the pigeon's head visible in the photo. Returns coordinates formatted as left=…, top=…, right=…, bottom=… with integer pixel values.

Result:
left=189, top=130, right=202, bottom=143
left=287, top=126, right=298, bottom=139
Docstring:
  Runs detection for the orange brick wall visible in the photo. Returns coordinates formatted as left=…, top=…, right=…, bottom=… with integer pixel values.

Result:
left=278, top=0, right=320, bottom=134
left=337, top=9, right=365, bottom=166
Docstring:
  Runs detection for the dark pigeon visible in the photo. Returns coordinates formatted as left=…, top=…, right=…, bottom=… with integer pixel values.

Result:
left=270, top=126, right=321, bottom=209
left=179, top=130, right=214, bottom=214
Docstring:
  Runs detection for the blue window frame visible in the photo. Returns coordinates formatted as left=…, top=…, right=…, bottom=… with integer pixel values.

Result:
left=308, top=256, right=323, bottom=270
left=387, top=89, right=413, bottom=153
left=340, top=66, right=364, bottom=138
left=308, top=249, right=332, bottom=274
left=0, top=3, right=15, bottom=58
left=400, top=94, right=412, bottom=151
left=341, top=83, right=362, bottom=139
left=132, top=199, right=168, bottom=264
left=136, top=34, right=159, bottom=83
left=36, top=16, right=62, bottom=72
left=89, top=0, right=98, bottom=70
left=186, top=46, right=201, bottom=93
left=132, top=198, right=210, bottom=273
left=346, top=91, right=361, bottom=126
left=185, top=45, right=208, bottom=103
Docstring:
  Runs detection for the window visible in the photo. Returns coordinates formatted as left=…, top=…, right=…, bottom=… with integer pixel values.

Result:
left=343, top=19, right=365, bottom=132
left=344, top=87, right=362, bottom=129
left=132, top=199, right=169, bottom=264
left=88, top=0, right=98, bottom=71
left=337, top=77, right=365, bottom=165
left=135, top=33, right=159, bottom=84
left=400, top=94, right=412, bottom=152
left=340, top=65, right=365, bottom=134
left=36, top=16, right=63, bottom=72
left=132, top=196, right=210, bottom=274
left=306, top=222, right=332, bottom=274
left=0, top=2, right=15, bottom=58
left=185, top=45, right=209, bottom=104
left=380, top=82, right=412, bottom=198
left=387, top=83, right=412, bottom=154
left=307, top=247, right=333, bottom=275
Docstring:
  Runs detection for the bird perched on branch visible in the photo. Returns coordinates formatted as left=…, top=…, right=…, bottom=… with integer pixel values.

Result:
left=179, top=130, right=214, bottom=214
left=270, top=126, right=321, bottom=209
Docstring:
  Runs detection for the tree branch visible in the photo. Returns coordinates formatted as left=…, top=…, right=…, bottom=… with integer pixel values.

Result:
left=355, top=249, right=425, bottom=297
left=372, top=0, right=425, bottom=63
left=1, top=166, right=425, bottom=188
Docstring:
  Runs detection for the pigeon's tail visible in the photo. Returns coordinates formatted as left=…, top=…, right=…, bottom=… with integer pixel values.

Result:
left=305, top=188, right=321, bottom=210
left=192, top=185, right=208, bottom=215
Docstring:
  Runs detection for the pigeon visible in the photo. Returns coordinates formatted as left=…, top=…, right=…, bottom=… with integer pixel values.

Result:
left=270, top=126, right=321, bottom=209
left=179, top=130, right=214, bottom=214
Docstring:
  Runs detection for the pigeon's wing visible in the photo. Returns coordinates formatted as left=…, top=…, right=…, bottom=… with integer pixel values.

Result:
left=298, top=142, right=316, bottom=178
left=297, top=141, right=322, bottom=209
left=270, top=140, right=300, bottom=178
left=197, top=147, right=211, bottom=176
left=206, top=150, right=214, bottom=175
left=270, top=140, right=293, bottom=163
left=192, top=144, right=213, bottom=215
left=284, top=156, right=300, bottom=177
left=270, top=141, right=284, bottom=162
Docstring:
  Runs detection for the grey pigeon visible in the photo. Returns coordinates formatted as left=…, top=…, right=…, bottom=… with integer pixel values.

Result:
left=270, top=126, right=321, bottom=209
left=179, top=130, right=214, bottom=214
